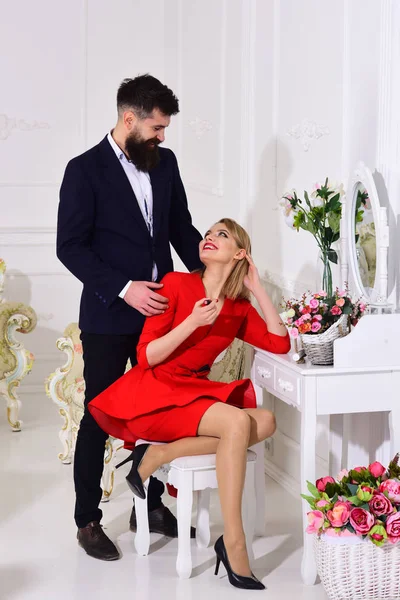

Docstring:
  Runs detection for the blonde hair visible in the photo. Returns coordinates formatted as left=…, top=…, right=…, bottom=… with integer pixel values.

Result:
left=201, top=218, right=252, bottom=301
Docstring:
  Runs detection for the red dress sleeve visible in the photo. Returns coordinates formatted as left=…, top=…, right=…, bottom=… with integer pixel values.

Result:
left=136, top=272, right=179, bottom=369
left=236, top=303, right=291, bottom=354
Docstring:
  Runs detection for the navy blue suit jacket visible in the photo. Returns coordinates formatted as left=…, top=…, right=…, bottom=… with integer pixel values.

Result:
left=57, top=136, right=203, bottom=335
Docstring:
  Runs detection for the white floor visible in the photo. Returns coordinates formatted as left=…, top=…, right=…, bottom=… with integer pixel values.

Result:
left=0, top=395, right=328, bottom=600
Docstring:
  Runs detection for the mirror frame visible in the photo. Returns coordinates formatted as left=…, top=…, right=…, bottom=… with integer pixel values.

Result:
left=340, top=162, right=389, bottom=305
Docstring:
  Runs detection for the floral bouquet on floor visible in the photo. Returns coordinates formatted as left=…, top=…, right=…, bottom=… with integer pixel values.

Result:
left=281, top=288, right=366, bottom=365
left=304, top=455, right=400, bottom=546
left=304, top=456, right=400, bottom=600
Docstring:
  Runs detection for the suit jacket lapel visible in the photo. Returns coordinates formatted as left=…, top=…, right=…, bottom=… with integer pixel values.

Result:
left=149, top=167, right=164, bottom=239
left=97, top=136, right=149, bottom=236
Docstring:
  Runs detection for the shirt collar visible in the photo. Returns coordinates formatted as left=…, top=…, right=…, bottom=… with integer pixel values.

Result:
left=107, top=132, right=128, bottom=162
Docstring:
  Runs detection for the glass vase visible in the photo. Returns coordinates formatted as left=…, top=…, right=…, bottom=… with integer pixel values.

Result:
left=319, top=250, right=333, bottom=297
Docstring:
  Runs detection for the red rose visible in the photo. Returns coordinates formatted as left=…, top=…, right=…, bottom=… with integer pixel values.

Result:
left=369, top=493, right=393, bottom=516
left=316, top=476, right=335, bottom=492
left=368, top=462, right=386, bottom=478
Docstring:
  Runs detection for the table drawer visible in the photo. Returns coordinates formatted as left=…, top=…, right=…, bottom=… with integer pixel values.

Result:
left=254, top=355, right=274, bottom=387
left=274, top=366, right=301, bottom=407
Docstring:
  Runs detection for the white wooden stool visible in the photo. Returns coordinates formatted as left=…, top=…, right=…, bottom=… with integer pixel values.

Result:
left=133, top=444, right=257, bottom=579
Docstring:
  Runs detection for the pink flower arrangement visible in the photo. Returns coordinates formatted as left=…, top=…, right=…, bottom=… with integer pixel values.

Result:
left=282, top=287, right=367, bottom=338
left=302, top=454, right=400, bottom=546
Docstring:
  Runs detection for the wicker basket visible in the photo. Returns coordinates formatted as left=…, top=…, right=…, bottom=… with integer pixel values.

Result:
left=314, top=534, right=400, bottom=599
left=300, top=313, right=350, bottom=366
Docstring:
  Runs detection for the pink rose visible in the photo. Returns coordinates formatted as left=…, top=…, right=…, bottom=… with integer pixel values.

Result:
left=327, top=501, right=351, bottom=527
left=359, top=303, right=367, bottom=312
left=380, top=479, right=400, bottom=503
left=302, top=313, right=312, bottom=321
left=313, top=314, right=322, bottom=321
left=331, top=305, right=342, bottom=316
left=317, top=291, right=327, bottom=298
left=336, top=298, right=345, bottom=307
left=295, top=318, right=304, bottom=326
left=351, top=466, right=368, bottom=484
left=311, top=321, right=322, bottom=333
left=316, top=476, right=335, bottom=492
left=289, top=327, right=299, bottom=339
left=369, top=493, right=393, bottom=516
left=350, top=508, right=375, bottom=535
left=368, top=461, right=386, bottom=478
left=337, top=469, right=349, bottom=481
left=338, top=290, right=347, bottom=297
left=316, top=499, right=330, bottom=509
left=386, top=512, right=400, bottom=544
left=306, top=510, right=325, bottom=534
left=309, top=298, right=319, bottom=309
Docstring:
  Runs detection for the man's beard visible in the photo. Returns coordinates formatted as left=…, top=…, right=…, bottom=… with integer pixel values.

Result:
left=125, top=130, right=160, bottom=172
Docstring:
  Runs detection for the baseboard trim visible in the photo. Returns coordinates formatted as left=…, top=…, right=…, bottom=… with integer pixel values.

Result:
left=265, top=456, right=299, bottom=497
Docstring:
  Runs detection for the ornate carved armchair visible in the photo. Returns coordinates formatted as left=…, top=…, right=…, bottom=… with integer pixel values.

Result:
left=45, top=322, right=245, bottom=501
left=0, top=259, right=37, bottom=431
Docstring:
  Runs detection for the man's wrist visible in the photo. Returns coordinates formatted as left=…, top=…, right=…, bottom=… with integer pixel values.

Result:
left=119, top=280, right=132, bottom=299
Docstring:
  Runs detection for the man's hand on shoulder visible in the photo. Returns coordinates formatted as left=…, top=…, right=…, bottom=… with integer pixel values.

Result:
left=123, top=281, right=169, bottom=317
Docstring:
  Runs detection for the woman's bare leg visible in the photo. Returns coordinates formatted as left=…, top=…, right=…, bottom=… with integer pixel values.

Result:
left=196, top=403, right=252, bottom=576
left=136, top=405, right=276, bottom=577
left=138, top=436, right=220, bottom=482
left=137, top=407, right=275, bottom=482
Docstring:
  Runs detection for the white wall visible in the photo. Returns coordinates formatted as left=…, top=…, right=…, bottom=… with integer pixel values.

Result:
left=1, top=0, right=400, bottom=491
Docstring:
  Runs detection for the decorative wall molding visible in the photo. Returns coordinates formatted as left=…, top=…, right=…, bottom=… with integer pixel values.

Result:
left=262, top=269, right=311, bottom=297
left=286, top=118, right=330, bottom=152
left=0, top=181, right=58, bottom=187
left=0, top=227, right=56, bottom=246
left=272, top=0, right=281, bottom=199
left=185, top=181, right=224, bottom=197
left=5, top=272, right=71, bottom=278
left=341, top=0, right=350, bottom=181
left=188, top=117, right=212, bottom=139
left=239, top=0, right=257, bottom=225
left=177, top=0, right=226, bottom=198
left=80, top=0, right=89, bottom=151
left=0, top=113, right=50, bottom=141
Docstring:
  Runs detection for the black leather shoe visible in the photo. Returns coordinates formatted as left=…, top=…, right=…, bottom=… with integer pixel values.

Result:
left=130, top=504, right=196, bottom=538
left=77, top=521, right=120, bottom=561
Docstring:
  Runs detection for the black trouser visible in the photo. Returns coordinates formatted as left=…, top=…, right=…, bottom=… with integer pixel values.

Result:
left=74, top=332, right=165, bottom=528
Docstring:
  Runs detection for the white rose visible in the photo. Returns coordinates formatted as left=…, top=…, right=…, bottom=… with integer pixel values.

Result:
left=284, top=211, right=297, bottom=229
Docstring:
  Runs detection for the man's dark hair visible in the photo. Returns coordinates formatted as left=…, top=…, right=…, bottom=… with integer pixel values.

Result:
left=117, top=74, right=179, bottom=119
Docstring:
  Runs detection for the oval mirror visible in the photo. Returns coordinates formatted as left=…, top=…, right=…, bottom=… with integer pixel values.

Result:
left=341, top=162, right=389, bottom=307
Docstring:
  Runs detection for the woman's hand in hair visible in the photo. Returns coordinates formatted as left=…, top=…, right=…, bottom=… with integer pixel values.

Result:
left=243, top=254, right=262, bottom=295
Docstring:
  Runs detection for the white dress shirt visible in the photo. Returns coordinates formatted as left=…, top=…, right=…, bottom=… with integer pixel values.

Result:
left=106, top=133, right=158, bottom=298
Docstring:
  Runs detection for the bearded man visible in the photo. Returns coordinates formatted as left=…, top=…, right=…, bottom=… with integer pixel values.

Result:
left=57, top=74, right=202, bottom=560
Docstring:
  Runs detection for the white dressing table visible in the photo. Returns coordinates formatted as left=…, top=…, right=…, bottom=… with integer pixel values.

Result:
left=251, top=313, right=400, bottom=584
left=251, top=163, right=400, bottom=585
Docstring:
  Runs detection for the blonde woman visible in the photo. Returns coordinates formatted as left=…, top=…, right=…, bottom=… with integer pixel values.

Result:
left=89, top=218, right=290, bottom=590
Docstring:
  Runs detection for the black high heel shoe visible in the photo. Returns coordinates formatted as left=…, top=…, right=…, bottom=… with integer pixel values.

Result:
left=115, top=443, right=150, bottom=500
left=214, top=535, right=265, bottom=590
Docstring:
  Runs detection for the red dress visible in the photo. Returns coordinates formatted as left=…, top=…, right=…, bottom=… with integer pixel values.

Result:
left=89, top=272, right=290, bottom=443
